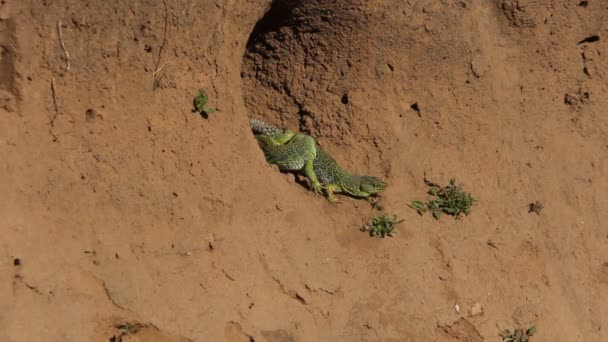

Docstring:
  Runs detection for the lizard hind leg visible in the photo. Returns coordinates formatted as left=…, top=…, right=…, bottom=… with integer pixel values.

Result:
left=325, top=184, right=343, bottom=203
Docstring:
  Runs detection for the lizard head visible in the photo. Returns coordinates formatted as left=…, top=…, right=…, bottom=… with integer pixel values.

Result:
left=359, top=176, right=387, bottom=195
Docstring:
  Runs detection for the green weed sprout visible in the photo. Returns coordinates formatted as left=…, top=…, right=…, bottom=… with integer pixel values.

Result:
left=499, top=326, right=537, bottom=342
left=360, top=214, right=403, bottom=238
left=193, top=89, right=216, bottom=117
left=410, top=178, right=476, bottom=220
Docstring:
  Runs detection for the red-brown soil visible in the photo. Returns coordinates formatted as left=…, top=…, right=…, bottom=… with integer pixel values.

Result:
left=1, top=1, right=607, bottom=341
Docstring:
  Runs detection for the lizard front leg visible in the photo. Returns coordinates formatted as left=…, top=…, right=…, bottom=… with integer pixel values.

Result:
left=303, top=159, right=323, bottom=195
left=270, top=129, right=297, bottom=144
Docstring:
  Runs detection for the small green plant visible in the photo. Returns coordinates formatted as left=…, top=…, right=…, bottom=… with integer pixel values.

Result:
left=500, top=326, right=536, bottom=342
left=360, top=214, right=403, bottom=237
left=409, top=178, right=476, bottom=220
left=116, top=323, right=141, bottom=335
left=192, top=89, right=216, bottom=117
left=110, top=322, right=144, bottom=342
left=114, top=323, right=144, bottom=335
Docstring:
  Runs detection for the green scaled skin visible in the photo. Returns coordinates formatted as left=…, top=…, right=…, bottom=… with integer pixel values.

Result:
left=250, top=118, right=387, bottom=202
left=313, top=147, right=387, bottom=203
left=250, top=119, right=322, bottom=195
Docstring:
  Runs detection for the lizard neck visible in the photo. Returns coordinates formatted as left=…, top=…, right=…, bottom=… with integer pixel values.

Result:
left=340, top=175, right=365, bottom=196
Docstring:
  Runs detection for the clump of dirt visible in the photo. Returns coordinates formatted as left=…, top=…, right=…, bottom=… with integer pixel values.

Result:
left=437, top=317, right=484, bottom=342
left=1, top=0, right=607, bottom=341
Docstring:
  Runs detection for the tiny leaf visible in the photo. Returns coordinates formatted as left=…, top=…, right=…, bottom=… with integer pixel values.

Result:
left=514, top=329, right=522, bottom=339
left=526, top=326, right=536, bottom=336
left=410, top=201, right=426, bottom=210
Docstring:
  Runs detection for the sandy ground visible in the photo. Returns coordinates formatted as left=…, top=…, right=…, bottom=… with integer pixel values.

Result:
left=1, top=0, right=607, bottom=341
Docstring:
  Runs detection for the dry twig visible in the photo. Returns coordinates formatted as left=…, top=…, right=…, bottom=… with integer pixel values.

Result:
left=153, top=0, right=169, bottom=89
left=49, top=78, right=60, bottom=142
left=57, top=21, right=71, bottom=72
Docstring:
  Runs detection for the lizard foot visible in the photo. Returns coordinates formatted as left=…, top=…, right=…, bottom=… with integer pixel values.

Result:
left=367, top=196, right=380, bottom=205
left=327, top=195, right=341, bottom=204
left=311, top=183, right=324, bottom=196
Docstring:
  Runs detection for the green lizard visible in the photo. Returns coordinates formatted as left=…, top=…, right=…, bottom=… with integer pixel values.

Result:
left=250, top=118, right=323, bottom=195
left=250, top=118, right=387, bottom=202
